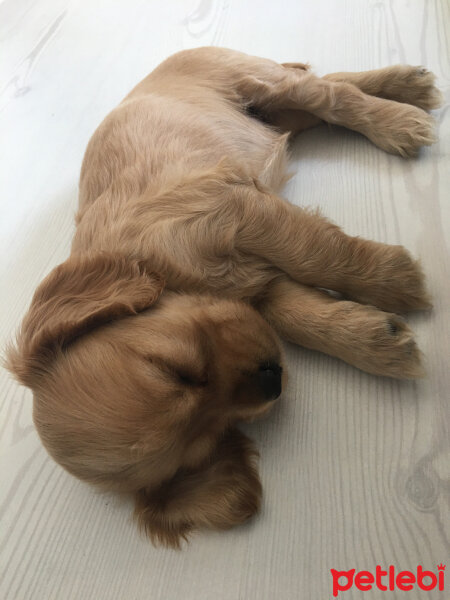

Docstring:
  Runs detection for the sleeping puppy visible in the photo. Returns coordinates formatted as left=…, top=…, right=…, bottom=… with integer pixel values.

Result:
left=7, top=48, right=441, bottom=547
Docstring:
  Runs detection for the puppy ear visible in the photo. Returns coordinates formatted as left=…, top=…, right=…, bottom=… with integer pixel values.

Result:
left=134, top=428, right=261, bottom=548
left=6, top=252, right=164, bottom=386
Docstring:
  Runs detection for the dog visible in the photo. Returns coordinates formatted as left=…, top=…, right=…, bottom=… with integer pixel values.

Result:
left=6, top=47, right=442, bottom=547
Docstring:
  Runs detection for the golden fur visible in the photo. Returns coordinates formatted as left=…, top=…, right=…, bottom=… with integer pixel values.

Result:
left=6, top=48, right=442, bottom=547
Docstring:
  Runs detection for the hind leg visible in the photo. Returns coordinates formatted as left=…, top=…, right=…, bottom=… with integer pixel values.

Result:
left=323, top=65, right=443, bottom=111
left=263, top=64, right=442, bottom=136
left=239, top=61, right=437, bottom=155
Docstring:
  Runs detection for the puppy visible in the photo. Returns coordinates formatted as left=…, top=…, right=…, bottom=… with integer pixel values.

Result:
left=7, top=48, right=441, bottom=547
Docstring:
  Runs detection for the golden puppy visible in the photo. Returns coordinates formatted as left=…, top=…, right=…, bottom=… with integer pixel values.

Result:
left=7, top=48, right=441, bottom=547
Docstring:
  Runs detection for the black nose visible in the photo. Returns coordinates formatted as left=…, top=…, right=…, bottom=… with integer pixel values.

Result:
left=257, top=362, right=282, bottom=400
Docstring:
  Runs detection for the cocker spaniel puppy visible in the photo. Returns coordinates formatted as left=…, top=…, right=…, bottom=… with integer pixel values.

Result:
left=7, top=48, right=441, bottom=547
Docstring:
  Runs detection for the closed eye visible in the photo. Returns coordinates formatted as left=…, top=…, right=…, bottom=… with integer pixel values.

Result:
left=144, top=355, right=208, bottom=387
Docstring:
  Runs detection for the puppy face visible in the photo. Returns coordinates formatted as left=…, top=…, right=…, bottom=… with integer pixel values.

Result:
left=8, top=254, right=284, bottom=493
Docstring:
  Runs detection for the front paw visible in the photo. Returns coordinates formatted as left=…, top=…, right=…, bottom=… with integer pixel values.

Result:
left=349, top=243, right=432, bottom=314
left=339, top=305, right=424, bottom=379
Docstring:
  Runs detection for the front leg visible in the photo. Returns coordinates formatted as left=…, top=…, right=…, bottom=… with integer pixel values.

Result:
left=231, top=180, right=431, bottom=313
left=257, top=276, right=424, bottom=378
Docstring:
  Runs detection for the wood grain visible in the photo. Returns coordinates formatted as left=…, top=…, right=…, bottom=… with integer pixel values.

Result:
left=1, top=1, right=449, bottom=598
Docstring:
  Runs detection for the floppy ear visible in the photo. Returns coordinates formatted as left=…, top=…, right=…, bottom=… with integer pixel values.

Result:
left=134, top=428, right=261, bottom=548
left=6, top=252, right=164, bottom=387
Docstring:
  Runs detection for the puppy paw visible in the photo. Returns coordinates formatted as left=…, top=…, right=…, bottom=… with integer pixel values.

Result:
left=348, top=242, right=432, bottom=313
left=339, top=305, right=425, bottom=379
left=385, top=65, right=444, bottom=111
left=377, top=246, right=431, bottom=312
left=368, top=313, right=424, bottom=379
left=368, top=103, right=437, bottom=157
left=345, top=242, right=432, bottom=313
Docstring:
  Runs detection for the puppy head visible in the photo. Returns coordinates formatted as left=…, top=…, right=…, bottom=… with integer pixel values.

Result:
left=7, top=252, right=284, bottom=493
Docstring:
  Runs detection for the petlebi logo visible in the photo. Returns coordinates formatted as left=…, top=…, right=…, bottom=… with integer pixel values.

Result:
left=330, top=564, right=445, bottom=597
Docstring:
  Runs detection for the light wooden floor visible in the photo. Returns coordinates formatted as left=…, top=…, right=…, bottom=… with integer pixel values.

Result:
left=1, top=1, right=449, bottom=599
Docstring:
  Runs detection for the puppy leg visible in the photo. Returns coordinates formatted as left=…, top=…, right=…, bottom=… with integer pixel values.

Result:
left=323, top=65, right=443, bottom=111
left=269, top=65, right=442, bottom=135
left=266, top=64, right=441, bottom=139
left=258, top=277, right=423, bottom=378
left=230, top=180, right=430, bottom=313
left=134, top=429, right=261, bottom=548
left=268, top=73, right=436, bottom=156
left=260, top=63, right=322, bottom=135
left=232, top=54, right=437, bottom=156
